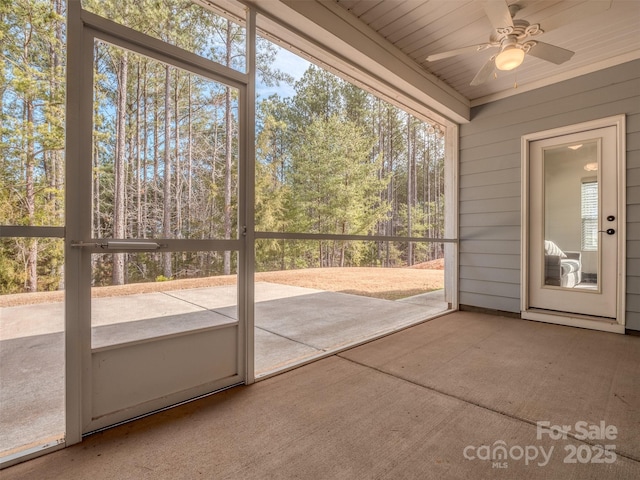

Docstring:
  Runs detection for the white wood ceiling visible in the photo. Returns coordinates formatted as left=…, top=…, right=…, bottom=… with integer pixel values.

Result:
left=331, top=0, right=640, bottom=105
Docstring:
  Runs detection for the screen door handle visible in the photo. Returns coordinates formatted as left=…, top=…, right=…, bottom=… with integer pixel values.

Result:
left=598, top=229, right=615, bottom=235
left=71, top=241, right=164, bottom=249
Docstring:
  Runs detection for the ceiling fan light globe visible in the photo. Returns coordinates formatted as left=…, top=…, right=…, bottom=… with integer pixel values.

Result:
left=495, top=46, right=525, bottom=71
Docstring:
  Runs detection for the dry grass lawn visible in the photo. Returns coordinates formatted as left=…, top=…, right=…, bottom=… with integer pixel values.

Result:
left=1, top=261, right=444, bottom=307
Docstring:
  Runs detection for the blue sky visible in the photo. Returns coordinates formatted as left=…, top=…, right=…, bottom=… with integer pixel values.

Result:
left=256, top=46, right=311, bottom=100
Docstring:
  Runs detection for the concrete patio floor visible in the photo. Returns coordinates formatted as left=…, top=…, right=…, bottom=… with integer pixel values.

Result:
left=3, top=310, right=639, bottom=479
left=0, top=282, right=448, bottom=460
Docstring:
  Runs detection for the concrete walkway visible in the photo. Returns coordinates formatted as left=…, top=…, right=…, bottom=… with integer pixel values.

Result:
left=0, top=283, right=448, bottom=459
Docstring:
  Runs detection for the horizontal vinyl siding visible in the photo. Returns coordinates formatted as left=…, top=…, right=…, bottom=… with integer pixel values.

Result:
left=460, top=198, right=519, bottom=215
left=459, top=59, right=640, bottom=329
left=460, top=266, right=520, bottom=284
left=628, top=108, right=640, bottom=329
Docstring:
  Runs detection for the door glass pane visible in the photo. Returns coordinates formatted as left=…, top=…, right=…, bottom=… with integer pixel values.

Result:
left=92, top=40, right=239, bottom=243
left=543, top=140, right=599, bottom=290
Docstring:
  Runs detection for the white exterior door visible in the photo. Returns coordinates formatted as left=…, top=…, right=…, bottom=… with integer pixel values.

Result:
left=523, top=117, right=625, bottom=333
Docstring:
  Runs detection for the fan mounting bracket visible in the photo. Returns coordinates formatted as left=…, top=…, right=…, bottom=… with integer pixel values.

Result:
left=491, top=19, right=543, bottom=43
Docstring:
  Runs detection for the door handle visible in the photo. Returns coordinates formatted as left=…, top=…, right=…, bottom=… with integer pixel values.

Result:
left=71, top=240, right=164, bottom=249
left=598, top=229, right=615, bottom=235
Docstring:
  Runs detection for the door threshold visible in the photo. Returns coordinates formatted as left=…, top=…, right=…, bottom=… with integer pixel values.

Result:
left=1, top=438, right=65, bottom=470
left=522, top=309, right=624, bottom=334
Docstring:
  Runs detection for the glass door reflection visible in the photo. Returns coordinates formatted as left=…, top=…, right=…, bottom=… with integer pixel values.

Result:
left=543, top=140, right=599, bottom=290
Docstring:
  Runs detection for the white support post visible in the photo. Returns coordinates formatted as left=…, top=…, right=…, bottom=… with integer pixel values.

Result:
left=243, top=6, right=257, bottom=385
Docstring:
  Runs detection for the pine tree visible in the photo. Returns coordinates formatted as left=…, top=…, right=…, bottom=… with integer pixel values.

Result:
left=0, top=0, right=65, bottom=293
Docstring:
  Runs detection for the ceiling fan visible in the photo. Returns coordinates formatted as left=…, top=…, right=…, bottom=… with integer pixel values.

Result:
left=426, top=0, right=613, bottom=86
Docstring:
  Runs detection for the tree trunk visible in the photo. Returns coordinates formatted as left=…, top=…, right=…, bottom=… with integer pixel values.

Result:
left=340, top=222, right=346, bottom=267
left=174, top=70, right=182, bottom=237
left=187, top=76, right=193, bottom=237
left=163, top=65, right=173, bottom=278
left=142, top=63, right=148, bottom=239
left=153, top=77, right=159, bottom=225
left=25, top=99, right=37, bottom=292
left=386, top=108, right=394, bottom=266
left=376, top=99, right=384, bottom=265
left=223, top=84, right=232, bottom=274
left=112, top=52, right=128, bottom=285
left=427, top=134, right=432, bottom=259
left=406, top=114, right=413, bottom=266
left=136, top=63, right=142, bottom=238
left=223, top=21, right=233, bottom=275
left=50, top=0, right=64, bottom=221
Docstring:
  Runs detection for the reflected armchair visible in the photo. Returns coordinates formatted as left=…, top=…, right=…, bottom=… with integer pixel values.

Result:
left=544, top=241, right=582, bottom=288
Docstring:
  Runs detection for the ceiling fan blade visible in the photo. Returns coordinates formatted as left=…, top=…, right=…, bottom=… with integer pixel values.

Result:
left=522, top=0, right=612, bottom=34
left=426, top=43, right=493, bottom=62
left=470, top=57, right=496, bottom=86
left=527, top=41, right=575, bottom=65
left=483, top=0, right=514, bottom=30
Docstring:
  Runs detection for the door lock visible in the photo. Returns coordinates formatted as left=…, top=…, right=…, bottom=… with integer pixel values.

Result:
left=607, top=215, right=615, bottom=222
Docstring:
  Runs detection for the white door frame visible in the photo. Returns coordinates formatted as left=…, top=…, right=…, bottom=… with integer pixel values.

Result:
left=520, top=115, right=626, bottom=333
